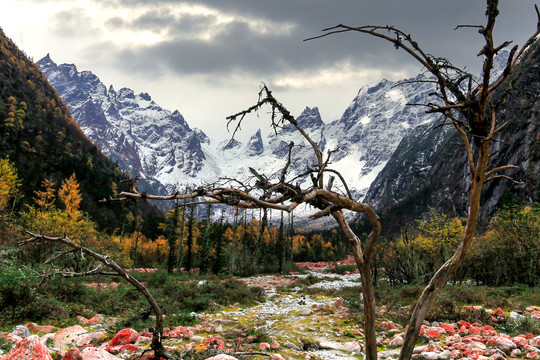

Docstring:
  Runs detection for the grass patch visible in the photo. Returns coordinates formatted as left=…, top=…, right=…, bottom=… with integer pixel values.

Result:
left=0, top=266, right=265, bottom=331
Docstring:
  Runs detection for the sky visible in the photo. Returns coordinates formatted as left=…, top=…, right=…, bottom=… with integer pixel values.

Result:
left=1, top=0, right=538, bottom=141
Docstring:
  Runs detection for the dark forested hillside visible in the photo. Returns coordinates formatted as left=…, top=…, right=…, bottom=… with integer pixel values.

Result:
left=0, top=27, right=161, bottom=232
left=363, top=40, right=540, bottom=237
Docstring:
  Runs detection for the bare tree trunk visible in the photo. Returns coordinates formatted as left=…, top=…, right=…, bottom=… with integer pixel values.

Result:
left=332, top=210, right=380, bottom=360
left=399, top=141, right=490, bottom=360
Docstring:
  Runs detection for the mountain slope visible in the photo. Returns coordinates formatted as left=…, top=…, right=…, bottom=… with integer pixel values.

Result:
left=38, top=55, right=446, bottom=211
left=37, top=55, right=215, bottom=194
left=363, top=40, right=540, bottom=235
left=0, top=27, right=161, bottom=232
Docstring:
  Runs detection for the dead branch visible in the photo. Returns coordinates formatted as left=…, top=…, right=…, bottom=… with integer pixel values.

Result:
left=20, top=231, right=180, bottom=360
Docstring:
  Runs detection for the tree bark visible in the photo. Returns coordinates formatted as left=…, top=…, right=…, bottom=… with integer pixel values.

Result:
left=398, top=140, right=490, bottom=360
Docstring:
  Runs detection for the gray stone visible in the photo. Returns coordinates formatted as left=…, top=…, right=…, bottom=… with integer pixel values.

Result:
left=283, top=341, right=302, bottom=351
left=300, top=308, right=313, bottom=316
left=437, top=350, right=453, bottom=360
left=11, top=325, right=31, bottom=338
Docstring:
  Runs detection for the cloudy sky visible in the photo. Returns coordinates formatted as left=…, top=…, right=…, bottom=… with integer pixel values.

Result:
left=1, top=0, right=538, bottom=141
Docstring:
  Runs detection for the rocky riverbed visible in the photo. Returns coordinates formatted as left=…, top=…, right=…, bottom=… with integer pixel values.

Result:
left=1, top=265, right=539, bottom=360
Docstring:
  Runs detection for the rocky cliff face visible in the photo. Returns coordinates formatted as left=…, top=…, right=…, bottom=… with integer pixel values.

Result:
left=38, top=55, right=441, bottom=213
left=37, top=46, right=534, bottom=227
left=37, top=54, right=212, bottom=194
left=363, top=42, right=539, bottom=234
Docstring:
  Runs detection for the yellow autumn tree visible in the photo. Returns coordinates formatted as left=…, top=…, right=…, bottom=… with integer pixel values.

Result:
left=0, top=158, right=19, bottom=212
left=58, top=173, right=82, bottom=220
left=34, top=179, right=56, bottom=209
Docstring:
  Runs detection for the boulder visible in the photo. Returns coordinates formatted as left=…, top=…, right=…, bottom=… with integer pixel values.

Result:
left=446, top=334, right=462, bottom=345
left=439, top=323, right=457, bottom=336
left=513, top=336, right=529, bottom=347
left=283, top=341, right=302, bottom=351
left=24, top=323, right=39, bottom=333
left=524, top=345, right=540, bottom=354
left=388, top=335, right=404, bottom=348
left=418, top=351, right=440, bottom=360
left=2, top=335, right=52, bottom=360
left=61, top=347, right=83, bottom=360
left=38, top=326, right=57, bottom=334
left=83, top=315, right=105, bottom=325
left=11, top=325, right=31, bottom=338
left=300, top=308, right=312, bottom=316
left=53, top=325, right=88, bottom=349
left=489, top=336, right=517, bottom=354
left=79, top=347, right=120, bottom=360
left=438, top=350, right=453, bottom=360
left=109, top=328, right=139, bottom=347
left=422, top=341, right=444, bottom=353
left=204, top=355, right=239, bottom=360
left=531, top=337, right=540, bottom=348
left=378, top=321, right=396, bottom=331
left=510, top=349, right=522, bottom=357
left=0, top=332, right=23, bottom=345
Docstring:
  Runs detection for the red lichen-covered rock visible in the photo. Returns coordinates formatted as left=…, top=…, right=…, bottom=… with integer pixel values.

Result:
left=108, top=343, right=139, bottom=355
left=423, top=327, right=446, bottom=339
left=164, top=326, right=193, bottom=339
left=450, top=349, right=462, bottom=359
left=53, top=325, right=88, bottom=349
left=487, top=336, right=517, bottom=354
left=61, top=347, right=83, bottom=360
left=259, top=342, right=271, bottom=351
left=446, top=334, right=463, bottom=345
left=468, top=325, right=482, bottom=335
left=270, top=354, right=285, bottom=360
left=457, top=321, right=471, bottom=328
left=271, top=340, right=280, bottom=349
left=458, top=326, right=469, bottom=336
left=388, top=335, right=404, bottom=348
left=79, top=347, right=120, bottom=359
left=0, top=332, right=23, bottom=345
left=23, top=323, right=39, bottom=333
left=83, top=315, right=104, bottom=325
left=38, top=326, right=57, bottom=334
left=462, top=347, right=486, bottom=359
left=109, top=328, right=139, bottom=347
left=377, top=321, right=396, bottom=331
left=524, top=345, right=540, bottom=354
left=463, top=335, right=484, bottom=344
left=527, top=352, right=540, bottom=360
left=495, top=308, right=505, bottom=317
left=422, top=340, right=444, bottom=353
left=513, top=336, right=530, bottom=347
left=510, top=349, right=522, bottom=357
left=531, top=337, right=540, bottom=348
left=2, top=335, right=52, bottom=360
left=440, top=323, right=457, bottom=336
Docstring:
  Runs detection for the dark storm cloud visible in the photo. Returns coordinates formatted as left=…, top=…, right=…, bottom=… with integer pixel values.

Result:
left=46, top=0, right=540, bottom=81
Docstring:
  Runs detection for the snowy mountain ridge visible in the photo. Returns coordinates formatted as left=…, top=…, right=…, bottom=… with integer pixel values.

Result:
left=38, top=54, right=455, bottom=219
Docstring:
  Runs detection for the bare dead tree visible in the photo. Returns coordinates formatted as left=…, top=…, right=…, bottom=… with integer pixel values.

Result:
left=19, top=231, right=180, bottom=360
left=306, top=1, right=540, bottom=359
left=118, top=84, right=382, bottom=360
